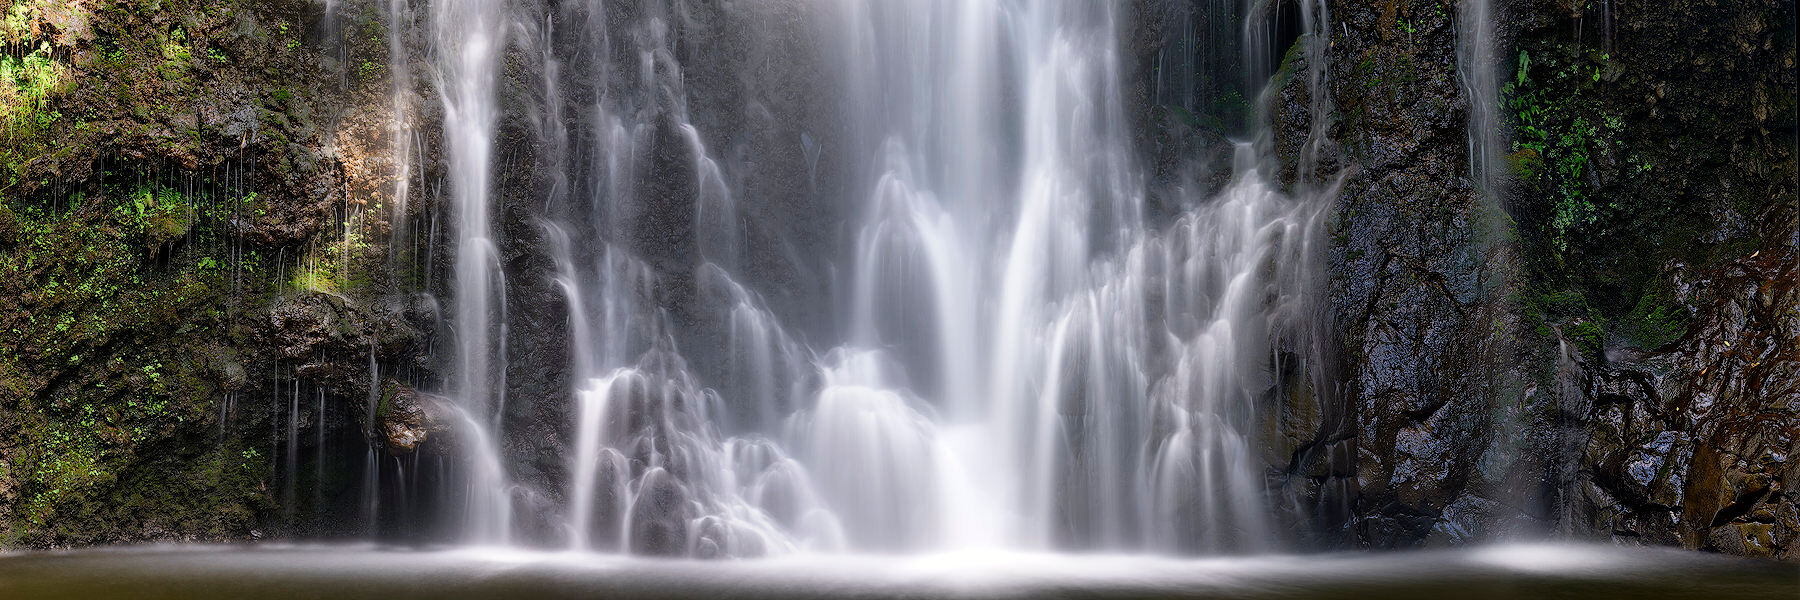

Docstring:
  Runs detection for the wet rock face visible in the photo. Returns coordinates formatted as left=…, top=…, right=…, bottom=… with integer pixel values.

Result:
left=0, top=0, right=433, bottom=546
left=1581, top=251, right=1800, bottom=558
left=1500, top=0, right=1798, bottom=560
left=1124, top=0, right=1248, bottom=216
left=377, top=382, right=455, bottom=455
left=1295, top=0, right=1795, bottom=558
left=259, top=291, right=429, bottom=406
left=627, top=468, right=692, bottom=556
left=1299, top=0, right=1522, bottom=548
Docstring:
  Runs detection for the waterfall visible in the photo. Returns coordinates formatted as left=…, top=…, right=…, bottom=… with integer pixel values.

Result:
left=1457, top=0, right=1502, bottom=198
left=414, top=0, right=1333, bottom=556
left=435, top=0, right=511, bottom=543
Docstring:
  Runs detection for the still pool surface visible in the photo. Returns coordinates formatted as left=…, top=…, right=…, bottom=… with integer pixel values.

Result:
left=0, top=543, right=1793, bottom=599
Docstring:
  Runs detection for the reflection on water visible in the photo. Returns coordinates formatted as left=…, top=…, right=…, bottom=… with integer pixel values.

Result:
left=0, top=544, right=1793, bottom=600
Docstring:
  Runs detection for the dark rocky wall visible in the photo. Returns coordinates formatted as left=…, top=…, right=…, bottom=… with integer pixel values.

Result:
left=1249, top=0, right=1798, bottom=558
left=1313, top=0, right=1527, bottom=549
left=1504, top=0, right=1799, bottom=559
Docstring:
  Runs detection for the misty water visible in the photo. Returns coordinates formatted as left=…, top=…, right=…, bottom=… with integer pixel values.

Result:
left=424, top=0, right=1333, bottom=558
left=3, top=544, right=1795, bottom=599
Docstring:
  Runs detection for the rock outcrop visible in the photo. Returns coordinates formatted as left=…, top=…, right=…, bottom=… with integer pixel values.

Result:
left=1580, top=249, right=1799, bottom=558
left=1258, top=0, right=1798, bottom=557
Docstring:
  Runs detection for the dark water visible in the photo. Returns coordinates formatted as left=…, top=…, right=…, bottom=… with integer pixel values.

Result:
left=0, top=544, right=1793, bottom=599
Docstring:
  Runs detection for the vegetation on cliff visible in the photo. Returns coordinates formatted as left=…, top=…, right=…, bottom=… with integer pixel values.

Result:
left=1499, top=0, right=1795, bottom=557
left=0, top=0, right=412, bottom=546
left=1506, top=0, right=1796, bottom=359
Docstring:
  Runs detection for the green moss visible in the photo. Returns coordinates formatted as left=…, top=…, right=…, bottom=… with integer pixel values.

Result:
left=0, top=203, right=16, bottom=242
left=0, top=0, right=393, bottom=545
left=0, top=172, right=268, bottom=545
left=1522, top=285, right=1612, bottom=360
left=1620, top=283, right=1690, bottom=350
left=0, top=40, right=71, bottom=190
left=1563, top=319, right=1605, bottom=358
left=376, top=383, right=396, bottom=421
left=1503, top=47, right=1628, bottom=256
left=3, top=4, right=31, bottom=40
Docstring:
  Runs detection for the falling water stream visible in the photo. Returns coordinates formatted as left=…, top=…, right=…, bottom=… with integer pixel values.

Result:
left=436, top=0, right=513, bottom=544
left=401, top=0, right=1339, bottom=557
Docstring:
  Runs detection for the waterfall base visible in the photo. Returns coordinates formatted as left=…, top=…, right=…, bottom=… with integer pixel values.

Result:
left=2, top=545, right=1790, bottom=600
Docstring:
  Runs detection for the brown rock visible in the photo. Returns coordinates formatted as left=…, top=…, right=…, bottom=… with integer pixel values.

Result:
left=377, top=381, right=454, bottom=455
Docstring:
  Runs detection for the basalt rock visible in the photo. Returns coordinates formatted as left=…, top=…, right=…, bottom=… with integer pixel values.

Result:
left=1579, top=249, right=1800, bottom=557
left=1299, top=0, right=1525, bottom=549
left=1291, top=0, right=1795, bottom=557
left=375, top=381, right=454, bottom=455
left=1503, top=0, right=1798, bottom=559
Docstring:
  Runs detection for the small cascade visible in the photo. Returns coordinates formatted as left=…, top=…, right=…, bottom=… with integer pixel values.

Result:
left=543, top=221, right=596, bottom=380
left=591, top=247, right=658, bottom=374
left=1550, top=337, right=1589, bottom=537
left=1457, top=0, right=1503, bottom=197
left=1140, top=147, right=1306, bottom=552
left=845, top=141, right=980, bottom=417
left=565, top=371, right=625, bottom=550
left=796, top=351, right=958, bottom=550
left=698, top=265, right=812, bottom=432
left=361, top=337, right=380, bottom=535
left=564, top=355, right=836, bottom=556
left=284, top=372, right=299, bottom=525
left=384, top=0, right=416, bottom=261
left=314, top=387, right=326, bottom=526
left=1458, top=0, right=1541, bottom=540
left=685, top=128, right=740, bottom=271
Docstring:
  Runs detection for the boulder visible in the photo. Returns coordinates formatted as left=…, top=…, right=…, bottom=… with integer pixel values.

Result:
left=376, top=381, right=455, bottom=455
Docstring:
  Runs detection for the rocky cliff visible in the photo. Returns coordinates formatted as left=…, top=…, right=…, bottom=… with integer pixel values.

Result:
left=1257, top=0, right=1797, bottom=558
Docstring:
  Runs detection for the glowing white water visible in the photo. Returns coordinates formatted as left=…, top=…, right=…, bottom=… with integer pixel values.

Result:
left=824, top=2, right=1305, bottom=552
left=1457, top=0, right=1501, bottom=196
left=436, top=0, right=510, bottom=543
left=537, top=0, right=1328, bottom=556
left=566, top=359, right=839, bottom=556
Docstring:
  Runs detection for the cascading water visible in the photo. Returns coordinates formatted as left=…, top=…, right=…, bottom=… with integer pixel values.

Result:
left=1457, top=0, right=1501, bottom=197
left=417, top=0, right=1334, bottom=557
left=435, top=0, right=512, bottom=543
